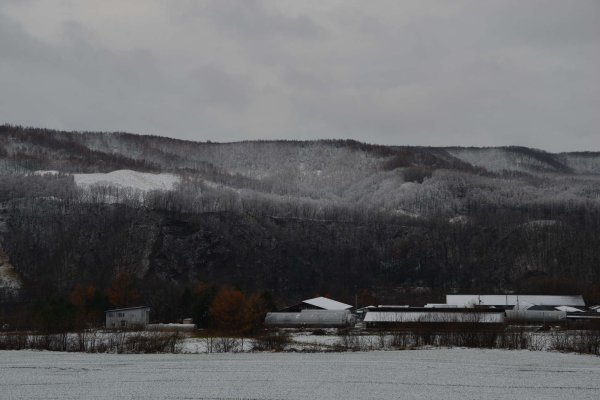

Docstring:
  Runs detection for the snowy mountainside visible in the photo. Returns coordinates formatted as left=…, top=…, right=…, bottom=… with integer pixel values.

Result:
left=3, top=125, right=600, bottom=217
left=79, top=134, right=392, bottom=198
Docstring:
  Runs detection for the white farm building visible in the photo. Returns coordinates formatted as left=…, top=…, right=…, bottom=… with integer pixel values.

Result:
left=363, top=307, right=505, bottom=328
left=446, top=295, right=585, bottom=309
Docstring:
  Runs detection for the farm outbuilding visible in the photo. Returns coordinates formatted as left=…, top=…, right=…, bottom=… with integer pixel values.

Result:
left=363, top=308, right=505, bottom=329
left=265, top=309, right=354, bottom=328
left=105, top=306, right=150, bottom=329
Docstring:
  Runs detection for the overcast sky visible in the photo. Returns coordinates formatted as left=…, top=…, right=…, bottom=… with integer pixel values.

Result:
left=0, top=0, right=598, bottom=151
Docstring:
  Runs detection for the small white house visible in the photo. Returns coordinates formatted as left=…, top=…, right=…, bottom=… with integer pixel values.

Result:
left=105, top=306, right=150, bottom=329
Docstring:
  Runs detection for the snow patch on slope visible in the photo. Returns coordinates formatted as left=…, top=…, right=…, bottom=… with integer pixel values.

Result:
left=34, top=170, right=180, bottom=191
left=74, top=170, right=179, bottom=191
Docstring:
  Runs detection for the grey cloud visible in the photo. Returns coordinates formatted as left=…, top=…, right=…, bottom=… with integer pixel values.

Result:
left=283, top=67, right=335, bottom=91
left=202, top=0, right=324, bottom=40
left=0, top=1, right=598, bottom=151
left=0, top=13, right=215, bottom=138
left=486, top=0, right=600, bottom=47
left=189, top=64, right=252, bottom=111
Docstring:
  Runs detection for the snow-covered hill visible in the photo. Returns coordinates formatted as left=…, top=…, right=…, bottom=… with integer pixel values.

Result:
left=4, top=126, right=600, bottom=218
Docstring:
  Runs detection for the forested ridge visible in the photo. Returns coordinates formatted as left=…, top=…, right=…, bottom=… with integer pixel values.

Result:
left=1, top=124, right=600, bottom=325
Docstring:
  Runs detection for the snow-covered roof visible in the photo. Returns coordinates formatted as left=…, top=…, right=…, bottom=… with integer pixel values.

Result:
left=302, top=297, right=352, bottom=310
left=446, top=295, right=585, bottom=307
left=377, top=305, right=409, bottom=308
left=424, top=304, right=457, bottom=308
left=555, top=306, right=584, bottom=312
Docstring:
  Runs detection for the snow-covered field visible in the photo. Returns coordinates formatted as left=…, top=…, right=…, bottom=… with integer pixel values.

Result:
left=1, top=349, right=599, bottom=400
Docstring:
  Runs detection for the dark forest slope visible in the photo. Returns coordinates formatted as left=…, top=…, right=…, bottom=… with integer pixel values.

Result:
left=1, top=125, right=600, bottom=322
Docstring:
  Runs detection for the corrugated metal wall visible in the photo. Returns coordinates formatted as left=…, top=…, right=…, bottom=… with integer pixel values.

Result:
left=265, top=310, right=353, bottom=327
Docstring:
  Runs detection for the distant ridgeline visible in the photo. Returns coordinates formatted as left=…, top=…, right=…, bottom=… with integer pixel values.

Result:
left=1, top=124, right=600, bottom=322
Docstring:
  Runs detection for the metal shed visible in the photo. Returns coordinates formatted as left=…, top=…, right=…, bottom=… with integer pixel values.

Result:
left=505, top=310, right=566, bottom=323
left=105, top=306, right=150, bottom=329
left=265, top=309, right=354, bottom=328
left=363, top=308, right=505, bottom=328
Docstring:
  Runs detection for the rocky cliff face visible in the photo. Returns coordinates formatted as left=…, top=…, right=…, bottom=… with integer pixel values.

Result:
left=0, top=245, right=21, bottom=301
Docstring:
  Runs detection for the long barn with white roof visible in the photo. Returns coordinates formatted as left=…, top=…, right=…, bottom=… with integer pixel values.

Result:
left=446, top=294, right=585, bottom=309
